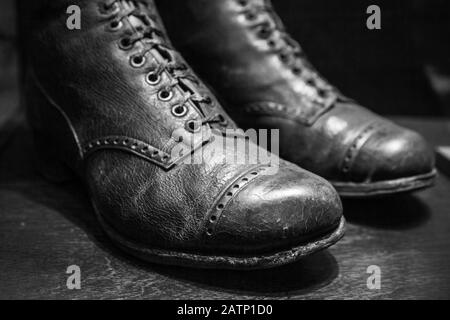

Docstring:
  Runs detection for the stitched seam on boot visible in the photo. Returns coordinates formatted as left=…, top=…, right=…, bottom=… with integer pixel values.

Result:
left=204, top=164, right=272, bottom=237
left=244, top=101, right=334, bottom=126
left=341, top=122, right=382, bottom=177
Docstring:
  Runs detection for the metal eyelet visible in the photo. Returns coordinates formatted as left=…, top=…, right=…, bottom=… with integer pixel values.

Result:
left=267, top=40, right=276, bottom=48
left=237, top=0, right=248, bottom=7
left=158, top=89, right=174, bottom=101
left=185, top=120, right=202, bottom=133
left=292, top=67, right=302, bottom=75
left=279, top=53, right=289, bottom=63
left=217, top=114, right=228, bottom=126
left=146, top=72, right=161, bottom=85
left=317, top=88, right=328, bottom=98
left=109, top=20, right=123, bottom=31
left=171, top=104, right=188, bottom=118
left=306, top=78, right=316, bottom=86
left=130, top=55, right=146, bottom=68
left=245, top=12, right=257, bottom=21
left=99, top=2, right=120, bottom=16
left=258, top=27, right=272, bottom=39
left=119, top=38, right=133, bottom=50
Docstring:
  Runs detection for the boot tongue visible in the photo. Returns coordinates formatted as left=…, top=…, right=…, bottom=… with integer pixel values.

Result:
left=123, top=1, right=232, bottom=131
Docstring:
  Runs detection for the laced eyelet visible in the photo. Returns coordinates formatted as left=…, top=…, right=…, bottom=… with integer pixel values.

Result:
left=306, top=78, right=316, bottom=86
left=267, top=40, right=276, bottom=48
left=257, top=28, right=272, bottom=39
left=292, top=67, right=302, bottom=75
left=109, top=20, right=123, bottom=31
left=158, top=89, right=174, bottom=101
left=317, top=89, right=328, bottom=98
left=119, top=38, right=133, bottom=50
left=130, top=55, right=146, bottom=68
left=185, top=120, right=202, bottom=133
left=146, top=72, right=161, bottom=85
left=218, top=115, right=228, bottom=126
left=237, top=0, right=248, bottom=7
left=171, top=104, right=188, bottom=118
left=99, top=2, right=120, bottom=15
left=245, top=12, right=257, bottom=21
left=279, top=53, right=289, bottom=63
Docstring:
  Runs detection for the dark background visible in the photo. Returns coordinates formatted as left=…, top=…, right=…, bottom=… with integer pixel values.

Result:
left=273, top=0, right=450, bottom=117
left=273, top=0, right=450, bottom=116
left=1, top=0, right=450, bottom=117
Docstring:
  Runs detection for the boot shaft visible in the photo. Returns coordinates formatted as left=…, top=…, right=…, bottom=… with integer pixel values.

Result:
left=21, top=0, right=235, bottom=172
left=157, top=0, right=337, bottom=120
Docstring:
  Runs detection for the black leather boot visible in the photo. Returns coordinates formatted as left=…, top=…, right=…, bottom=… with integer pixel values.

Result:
left=20, top=0, right=344, bottom=269
left=156, top=0, right=437, bottom=197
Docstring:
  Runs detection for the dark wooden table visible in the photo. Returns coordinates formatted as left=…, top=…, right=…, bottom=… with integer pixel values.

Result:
left=0, top=118, right=449, bottom=300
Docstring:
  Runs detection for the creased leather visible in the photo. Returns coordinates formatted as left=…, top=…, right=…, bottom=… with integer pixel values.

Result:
left=156, top=0, right=436, bottom=185
left=22, top=0, right=343, bottom=257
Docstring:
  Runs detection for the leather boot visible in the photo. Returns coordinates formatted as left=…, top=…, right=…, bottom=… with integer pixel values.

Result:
left=20, top=0, right=344, bottom=269
left=156, top=0, right=437, bottom=197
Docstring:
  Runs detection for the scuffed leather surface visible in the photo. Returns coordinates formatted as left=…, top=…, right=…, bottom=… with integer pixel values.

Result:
left=349, top=118, right=435, bottom=182
left=239, top=102, right=436, bottom=183
left=22, top=0, right=343, bottom=256
left=210, top=163, right=342, bottom=253
left=156, top=0, right=436, bottom=184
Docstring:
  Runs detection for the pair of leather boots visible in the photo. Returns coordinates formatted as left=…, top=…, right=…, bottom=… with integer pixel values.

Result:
left=20, top=0, right=436, bottom=269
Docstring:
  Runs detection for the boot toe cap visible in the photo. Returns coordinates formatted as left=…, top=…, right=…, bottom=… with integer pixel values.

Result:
left=349, top=122, right=435, bottom=182
left=206, top=164, right=343, bottom=255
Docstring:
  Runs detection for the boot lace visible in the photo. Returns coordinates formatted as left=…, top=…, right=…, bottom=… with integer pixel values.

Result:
left=100, top=0, right=229, bottom=132
left=235, top=0, right=336, bottom=100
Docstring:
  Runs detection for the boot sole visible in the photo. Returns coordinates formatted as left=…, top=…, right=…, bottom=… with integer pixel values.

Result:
left=332, top=170, right=437, bottom=198
left=95, top=205, right=346, bottom=270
